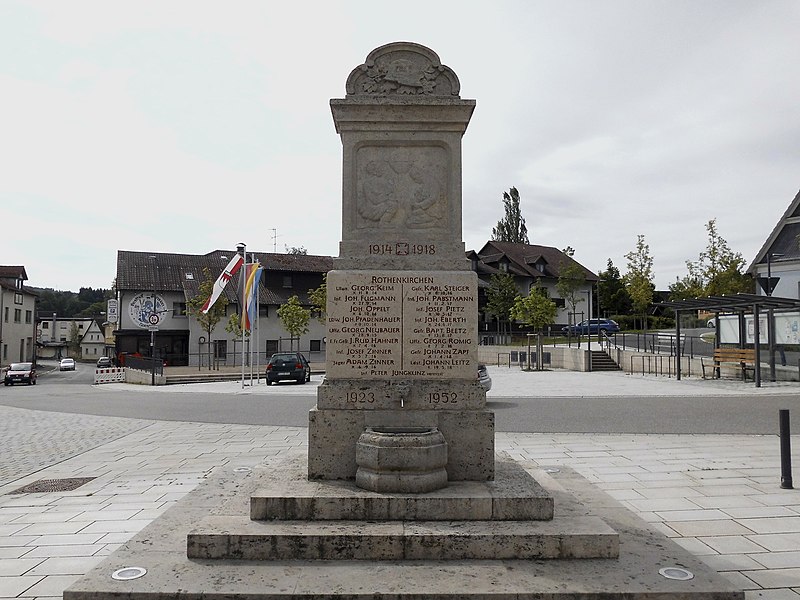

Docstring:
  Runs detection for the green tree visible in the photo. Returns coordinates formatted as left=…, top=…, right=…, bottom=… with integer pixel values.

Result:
left=485, top=273, right=518, bottom=342
left=277, top=295, right=310, bottom=350
left=491, top=187, right=529, bottom=243
left=597, top=259, right=632, bottom=315
left=510, top=290, right=557, bottom=332
left=669, top=219, right=753, bottom=300
left=555, top=261, right=586, bottom=323
left=308, top=275, right=327, bottom=324
left=186, top=267, right=229, bottom=370
left=225, top=313, right=249, bottom=338
left=68, top=322, right=81, bottom=355
left=624, top=234, right=655, bottom=330
left=668, top=269, right=705, bottom=301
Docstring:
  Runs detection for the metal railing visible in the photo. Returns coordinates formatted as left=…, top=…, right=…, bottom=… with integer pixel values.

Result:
left=124, top=355, right=163, bottom=376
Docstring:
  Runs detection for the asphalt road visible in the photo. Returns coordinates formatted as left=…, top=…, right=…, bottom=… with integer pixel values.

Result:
left=3, top=361, right=799, bottom=434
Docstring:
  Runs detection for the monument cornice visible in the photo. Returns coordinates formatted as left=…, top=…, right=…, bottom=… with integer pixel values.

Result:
left=330, top=100, right=475, bottom=134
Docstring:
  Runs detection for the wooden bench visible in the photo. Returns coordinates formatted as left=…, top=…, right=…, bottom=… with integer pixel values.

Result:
left=701, top=347, right=756, bottom=380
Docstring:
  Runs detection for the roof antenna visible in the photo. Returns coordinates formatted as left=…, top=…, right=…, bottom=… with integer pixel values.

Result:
left=270, top=228, right=279, bottom=253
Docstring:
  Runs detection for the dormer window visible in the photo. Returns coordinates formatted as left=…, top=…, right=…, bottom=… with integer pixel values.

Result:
left=499, top=261, right=508, bottom=273
left=15, top=277, right=22, bottom=290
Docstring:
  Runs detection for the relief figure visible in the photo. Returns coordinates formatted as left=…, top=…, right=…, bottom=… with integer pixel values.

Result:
left=357, top=149, right=448, bottom=229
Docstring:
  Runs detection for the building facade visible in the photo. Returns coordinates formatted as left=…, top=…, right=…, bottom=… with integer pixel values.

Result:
left=749, top=187, right=800, bottom=298
left=469, top=241, right=599, bottom=340
left=36, top=316, right=96, bottom=360
left=0, top=266, right=37, bottom=365
left=114, top=250, right=333, bottom=367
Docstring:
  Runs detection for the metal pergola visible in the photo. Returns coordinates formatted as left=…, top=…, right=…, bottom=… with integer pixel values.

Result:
left=658, top=293, right=800, bottom=387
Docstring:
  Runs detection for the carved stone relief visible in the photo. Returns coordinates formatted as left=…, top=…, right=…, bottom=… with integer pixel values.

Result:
left=345, top=42, right=460, bottom=97
left=356, top=146, right=448, bottom=230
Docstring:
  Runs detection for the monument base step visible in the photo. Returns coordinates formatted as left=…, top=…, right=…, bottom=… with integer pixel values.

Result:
left=187, top=514, right=618, bottom=560
left=64, top=450, right=743, bottom=600
left=250, top=454, right=553, bottom=521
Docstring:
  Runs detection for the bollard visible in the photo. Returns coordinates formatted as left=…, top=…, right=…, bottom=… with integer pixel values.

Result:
left=780, top=409, right=793, bottom=489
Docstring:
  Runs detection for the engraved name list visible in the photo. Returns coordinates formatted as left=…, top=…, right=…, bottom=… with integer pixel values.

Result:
left=326, top=271, right=476, bottom=380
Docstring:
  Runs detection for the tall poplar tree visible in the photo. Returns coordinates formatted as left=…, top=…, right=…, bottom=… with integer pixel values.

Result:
left=492, top=187, right=529, bottom=244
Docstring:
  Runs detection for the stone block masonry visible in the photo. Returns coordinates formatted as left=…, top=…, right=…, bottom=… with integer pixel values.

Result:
left=308, top=42, right=491, bottom=482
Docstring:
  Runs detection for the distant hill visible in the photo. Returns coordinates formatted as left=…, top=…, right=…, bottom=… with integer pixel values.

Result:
left=30, top=286, right=112, bottom=319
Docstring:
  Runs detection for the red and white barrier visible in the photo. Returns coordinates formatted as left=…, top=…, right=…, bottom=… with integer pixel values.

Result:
left=94, top=367, right=125, bottom=384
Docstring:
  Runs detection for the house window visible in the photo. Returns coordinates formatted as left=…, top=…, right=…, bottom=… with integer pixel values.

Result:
left=14, top=292, right=23, bottom=305
left=60, top=336, right=67, bottom=342
left=3, top=307, right=7, bottom=322
left=310, top=339, right=321, bottom=352
left=173, top=302, right=187, bottom=317
left=2, top=344, right=6, bottom=359
left=283, top=275, right=293, bottom=288
left=265, top=339, right=279, bottom=354
left=15, top=278, right=22, bottom=290
left=43, top=322, right=49, bottom=329
left=78, top=323, right=83, bottom=329
left=25, top=310, right=32, bottom=324
left=553, top=298, right=566, bottom=308
left=259, top=305, right=268, bottom=317
left=499, top=262, right=508, bottom=272
left=214, top=340, right=227, bottom=359
left=14, top=309, right=21, bottom=323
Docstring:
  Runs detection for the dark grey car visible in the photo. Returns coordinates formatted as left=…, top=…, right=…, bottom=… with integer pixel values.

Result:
left=266, top=352, right=311, bottom=385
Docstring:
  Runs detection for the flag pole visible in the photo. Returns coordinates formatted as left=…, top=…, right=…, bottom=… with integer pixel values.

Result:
left=238, top=243, right=246, bottom=389
left=255, top=278, right=260, bottom=384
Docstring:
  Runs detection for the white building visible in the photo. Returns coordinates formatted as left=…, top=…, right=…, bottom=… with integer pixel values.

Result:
left=749, top=187, right=800, bottom=298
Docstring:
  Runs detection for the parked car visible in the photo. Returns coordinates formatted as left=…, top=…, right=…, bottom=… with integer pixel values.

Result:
left=4, top=362, right=36, bottom=386
left=97, top=356, right=113, bottom=368
left=562, top=319, right=620, bottom=336
left=478, top=363, right=492, bottom=392
left=266, top=352, right=311, bottom=385
left=59, top=358, right=76, bottom=371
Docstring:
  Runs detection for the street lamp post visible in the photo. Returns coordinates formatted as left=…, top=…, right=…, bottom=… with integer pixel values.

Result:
left=766, top=253, right=784, bottom=381
left=766, top=252, right=783, bottom=297
left=149, top=255, right=157, bottom=386
left=585, top=289, right=593, bottom=372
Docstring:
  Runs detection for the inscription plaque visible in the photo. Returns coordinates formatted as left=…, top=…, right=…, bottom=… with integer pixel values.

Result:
left=326, top=270, right=476, bottom=380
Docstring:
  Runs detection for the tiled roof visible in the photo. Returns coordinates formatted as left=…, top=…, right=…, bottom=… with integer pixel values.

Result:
left=119, top=250, right=333, bottom=306
left=473, top=241, right=599, bottom=281
left=0, top=266, right=27, bottom=280
left=117, top=250, right=333, bottom=291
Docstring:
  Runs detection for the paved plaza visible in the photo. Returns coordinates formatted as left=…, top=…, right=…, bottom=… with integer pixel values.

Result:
left=0, top=368, right=798, bottom=599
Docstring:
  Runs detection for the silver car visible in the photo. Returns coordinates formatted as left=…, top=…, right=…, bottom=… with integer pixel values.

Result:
left=478, top=363, right=492, bottom=392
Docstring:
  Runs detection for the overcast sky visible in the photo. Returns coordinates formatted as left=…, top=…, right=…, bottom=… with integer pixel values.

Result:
left=2, top=0, right=798, bottom=292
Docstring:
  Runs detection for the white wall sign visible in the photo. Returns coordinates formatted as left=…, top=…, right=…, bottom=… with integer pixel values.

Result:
left=107, top=299, right=119, bottom=324
left=128, top=293, right=166, bottom=329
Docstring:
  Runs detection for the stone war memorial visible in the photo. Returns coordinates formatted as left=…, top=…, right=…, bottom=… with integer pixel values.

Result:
left=66, top=43, right=742, bottom=599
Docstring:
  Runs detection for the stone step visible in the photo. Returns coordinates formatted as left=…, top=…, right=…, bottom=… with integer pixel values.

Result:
left=590, top=351, right=621, bottom=371
left=250, top=458, right=554, bottom=521
left=187, top=515, right=619, bottom=561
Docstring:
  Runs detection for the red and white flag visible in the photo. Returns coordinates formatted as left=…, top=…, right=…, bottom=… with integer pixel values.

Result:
left=201, top=254, right=244, bottom=314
